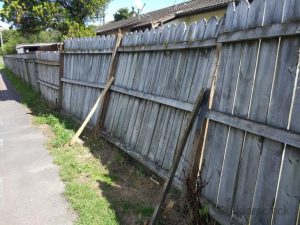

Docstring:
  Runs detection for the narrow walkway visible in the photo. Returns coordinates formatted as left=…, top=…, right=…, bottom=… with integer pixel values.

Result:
left=0, top=73, right=75, bottom=225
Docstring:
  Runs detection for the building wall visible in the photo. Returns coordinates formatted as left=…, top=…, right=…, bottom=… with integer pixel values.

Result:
left=164, top=9, right=226, bottom=26
left=16, top=48, right=24, bottom=54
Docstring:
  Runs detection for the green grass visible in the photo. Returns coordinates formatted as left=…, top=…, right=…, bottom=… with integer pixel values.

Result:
left=0, top=65, right=119, bottom=225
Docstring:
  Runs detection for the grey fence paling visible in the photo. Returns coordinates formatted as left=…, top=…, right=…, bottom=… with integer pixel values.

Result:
left=61, top=18, right=221, bottom=186
left=3, top=53, right=39, bottom=90
left=62, top=36, right=116, bottom=126
left=3, top=0, right=300, bottom=223
left=200, top=0, right=300, bottom=225
left=36, top=51, right=61, bottom=106
left=3, top=52, right=61, bottom=107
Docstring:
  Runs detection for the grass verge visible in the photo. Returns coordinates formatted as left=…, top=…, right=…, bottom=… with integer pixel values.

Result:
left=0, top=66, right=121, bottom=224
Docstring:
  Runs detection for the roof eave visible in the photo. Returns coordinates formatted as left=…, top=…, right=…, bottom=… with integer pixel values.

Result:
left=175, top=3, right=231, bottom=18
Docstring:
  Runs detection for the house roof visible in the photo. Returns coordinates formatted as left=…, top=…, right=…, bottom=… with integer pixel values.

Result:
left=16, top=43, right=58, bottom=49
left=96, top=0, right=235, bottom=34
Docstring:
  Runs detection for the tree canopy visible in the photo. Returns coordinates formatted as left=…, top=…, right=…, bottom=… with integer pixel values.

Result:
left=113, top=7, right=135, bottom=21
left=0, top=0, right=109, bottom=35
left=1, top=29, right=62, bottom=54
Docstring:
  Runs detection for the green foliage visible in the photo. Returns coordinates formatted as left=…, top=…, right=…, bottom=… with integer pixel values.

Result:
left=62, top=22, right=96, bottom=39
left=0, top=0, right=109, bottom=35
left=1, top=29, right=62, bottom=55
left=199, top=205, right=209, bottom=217
left=66, top=182, right=118, bottom=225
left=1, top=30, right=24, bottom=54
left=113, top=7, right=135, bottom=21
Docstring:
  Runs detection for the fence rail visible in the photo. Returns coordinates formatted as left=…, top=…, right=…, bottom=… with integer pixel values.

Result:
left=3, top=0, right=300, bottom=224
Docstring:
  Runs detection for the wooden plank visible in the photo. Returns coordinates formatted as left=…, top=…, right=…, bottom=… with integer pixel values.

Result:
left=283, top=0, right=300, bottom=22
left=223, top=2, right=235, bottom=33
left=149, top=89, right=206, bottom=225
left=162, top=23, right=192, bottom=170
left=232, top=0, right=249, bottom=31
left=246, top=0, right=265, bottom=29
left=263, top=0, right=285, bottom=26
left=185, top=90, right=210, bottom=184
left=151, top=43, right=177, bottom=165
left=272, top=147, right=300, bottom=225
left=126, top=29, right=158, bottom=154
left=143, top=43, right=183, bottom=159
left=132, top=25, right=171, bottom=157
left=207, top=110, right=300, bottom=149
left=250, top=37, right=300, bottom=225
left=113, top=31, right=142, bottom=140
left=120, top=34, right=149, bottom=146
left=136, top=29, right=163, bottom=158
left=202, top=40, right=243, bottom=203
left=35, top=60, right=60, bottom=66
left=37, top=79, right=60, bottom=90
left=96, top=33, right=122, bottom=132
left=64, top=39, right=74, bottom=114
left=63, top=50, right=113, bottom=54
left=177, top=17, right=220, bottom=181
left=216, top=0, right=256, bottom=213
left=187, top=40, right=222, bottom=188
left=154, top=24, right=185, bottom=168
left=91, top=36, right=114, bottom=125
left=109, top=34, right=135, bottom=138
left=201, top=43, right=230, bottom=201
left=132, top=30, right=160, bottom=155
left=70, top=77, right=114, bottom=145
left=58, top=46, right=64, bottom=108
left=61, top=78, right=106, bottom=89
left=231, top=39, right=279, bottom=224
left=271, top=40, right=300, bottom=225
left=136, top=28, right=169, bottom=160
left=218, top=21, right=300, bottom=43
left=117, top=38, right=217, bottom=52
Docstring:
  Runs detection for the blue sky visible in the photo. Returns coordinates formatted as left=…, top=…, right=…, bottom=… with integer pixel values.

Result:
left=105, top=0, right=187, bottom=21
left=0, top=2, right=10, bottom=29
left=0, top=0, right=188, bottom=29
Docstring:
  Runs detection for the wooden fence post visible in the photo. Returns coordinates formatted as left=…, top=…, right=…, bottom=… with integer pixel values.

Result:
left=93, top=31, right=123, bottom=135
left=148, top=89, right=209, bottom=225
left=58, top=44, right=65, bottom=109
left=188, top=43, right=222, bottom=188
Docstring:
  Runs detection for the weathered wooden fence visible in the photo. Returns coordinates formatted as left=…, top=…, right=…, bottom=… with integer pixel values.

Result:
left=3, top=0, right=300, bottom=224
left=3, top=52, right=61, bottom=106
left=36, top=52, right=61, bottom=106
left=62, top=36, right=116, bottom=126
left=200, top=0, right=300, bottom=225
left=60, top=19, right=221, bottom=185
left=3, top=54, right=39, bottom=90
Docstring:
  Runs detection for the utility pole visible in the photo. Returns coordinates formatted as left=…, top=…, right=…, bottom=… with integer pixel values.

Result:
left=0, top=26, right=4, bottom=55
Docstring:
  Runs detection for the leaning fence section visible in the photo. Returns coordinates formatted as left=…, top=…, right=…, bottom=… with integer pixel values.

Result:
left=62, top=36, right=116, bottom=126
left=101, top=18, right=221, bottom=184
left=3, top=0, right=300, bottom=223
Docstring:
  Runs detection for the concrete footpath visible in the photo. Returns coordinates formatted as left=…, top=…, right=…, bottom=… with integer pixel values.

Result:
left=0, top=73, right=75, bottom=225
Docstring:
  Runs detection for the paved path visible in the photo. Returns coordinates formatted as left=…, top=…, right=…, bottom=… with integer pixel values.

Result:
left=0, top=73, right=75, bottom=225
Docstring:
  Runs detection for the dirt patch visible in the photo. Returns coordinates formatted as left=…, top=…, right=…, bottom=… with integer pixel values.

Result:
left=83, top=136, right=193, bottom=225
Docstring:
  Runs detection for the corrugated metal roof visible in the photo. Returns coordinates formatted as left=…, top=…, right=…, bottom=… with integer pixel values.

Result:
left=97, top=0, right=235, bottom=34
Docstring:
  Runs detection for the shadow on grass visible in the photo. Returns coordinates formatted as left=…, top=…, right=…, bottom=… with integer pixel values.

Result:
left=1, top=66, right=190, bottom=225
